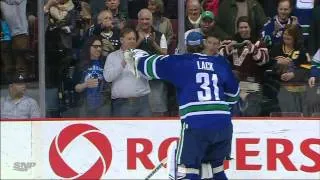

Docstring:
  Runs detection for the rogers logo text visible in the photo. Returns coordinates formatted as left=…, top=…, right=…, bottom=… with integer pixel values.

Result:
left=49, top=124, right=112, bottom=179
left=127, top=137, right=320, bottom=173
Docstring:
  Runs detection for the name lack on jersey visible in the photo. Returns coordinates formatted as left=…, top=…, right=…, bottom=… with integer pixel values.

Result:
left=197, top=61, right=214, bottom=72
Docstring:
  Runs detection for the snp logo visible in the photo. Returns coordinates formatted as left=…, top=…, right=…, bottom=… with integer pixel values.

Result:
left=13, top=162, right=36, bottom=171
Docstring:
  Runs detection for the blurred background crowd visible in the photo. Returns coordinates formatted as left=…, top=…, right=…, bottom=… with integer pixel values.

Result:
left=1, top=0, right=320, bottom=118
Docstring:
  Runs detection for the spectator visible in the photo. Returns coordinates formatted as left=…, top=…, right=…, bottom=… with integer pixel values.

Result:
left=202, top=32, right=220, bottom=56
left=86, top=10, right=121, bottom=56
left=309, top=4, right=320, bottom=55
left=71, top=0, right=92, bottom=58
left=105, top=0, right=128, bottom=30
left=0, top=0, right=29, bottom=76
left=185, top=0, right=202, bottom=31
left=136, top=8, right=168, bottom=116
left=220, top=16, right=269, bottom=116
left=45, top=0, right=76, bottom=50
left=216, top=0, right=267, bottom=38
left=261, top=0, right=299, bottom=47
left=269, top=24, right=309, bottom=114
left=147, top=0, right=174, bottom=46
left=79, top=0, right=92, bottom=31
left=44, top=0, right=77, bottom=87
left=0, top=9, right=12, bottom=80
left=136, top=9, right=168, bottom=55
left=104, top=27, right=152, bottom=117
left=74, top=36, right=111, bottom=117
left=1, top=73, right=40, bottom=119
left=185, top=11, right=229, bottom=47
left=201, top=0, right=220, bottom=16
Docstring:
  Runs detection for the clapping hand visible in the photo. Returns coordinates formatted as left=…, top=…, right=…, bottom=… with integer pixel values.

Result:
left=308, top=77, right=316, bottom=87
left=281, top=72, right=295, bottom=81
left=86, top=78, right=99, bottom=88
left=275, top=56, right=291, bottom=65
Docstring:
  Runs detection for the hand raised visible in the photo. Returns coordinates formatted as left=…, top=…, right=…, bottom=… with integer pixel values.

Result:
left=86, top=78, right=99, bottom=88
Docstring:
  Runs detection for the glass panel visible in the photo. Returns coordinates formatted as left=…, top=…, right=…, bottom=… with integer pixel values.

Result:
left=0, top=0, right=41, bottom=119
left=3, top=0, right=319, bottom=118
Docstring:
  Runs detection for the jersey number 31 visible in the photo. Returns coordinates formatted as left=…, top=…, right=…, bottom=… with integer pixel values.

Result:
left=196, top=72, right=220, bottom=101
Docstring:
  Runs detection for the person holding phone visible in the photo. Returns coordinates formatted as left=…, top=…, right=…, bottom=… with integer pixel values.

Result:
left=219, top=16, right=269, bottom=116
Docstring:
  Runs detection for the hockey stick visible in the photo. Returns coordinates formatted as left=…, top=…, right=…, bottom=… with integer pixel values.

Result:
left=144, top=157, right=168, bottom=180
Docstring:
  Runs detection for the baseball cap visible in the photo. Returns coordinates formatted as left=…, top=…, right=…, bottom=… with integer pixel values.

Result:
left=186, top=31, right=204, bottom=46
left=8, top=73, right=29, bottom=84
left=201, top=11, right=214, bottom=21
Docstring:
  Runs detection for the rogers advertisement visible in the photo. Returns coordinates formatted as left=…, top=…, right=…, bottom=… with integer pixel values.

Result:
left=1, top=118, right=319, bottom=179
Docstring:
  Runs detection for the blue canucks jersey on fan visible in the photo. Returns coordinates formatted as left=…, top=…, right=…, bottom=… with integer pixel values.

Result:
left=137, top=53, right=240, bottom=130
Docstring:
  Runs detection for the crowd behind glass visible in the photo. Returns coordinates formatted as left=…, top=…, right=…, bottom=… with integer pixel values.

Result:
left=1, top=0, right=320, bottom=118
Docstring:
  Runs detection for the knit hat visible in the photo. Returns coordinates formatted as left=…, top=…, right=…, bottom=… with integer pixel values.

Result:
left=8, top=73, right=29, bottom=84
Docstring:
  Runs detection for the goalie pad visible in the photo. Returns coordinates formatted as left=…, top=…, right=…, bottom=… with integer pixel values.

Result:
left=167, top=141, right=177, bottom=180
left=201, top=163, right=213, bottom=179
left=167, top=141, right=214, bottom=179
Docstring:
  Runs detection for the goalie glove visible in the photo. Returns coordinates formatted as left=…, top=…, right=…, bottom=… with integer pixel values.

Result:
left=123, top=49, right=149, bottom=78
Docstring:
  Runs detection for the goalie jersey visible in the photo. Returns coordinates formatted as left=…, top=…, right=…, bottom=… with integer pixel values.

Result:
left=137, top=53, right=240, bottom=130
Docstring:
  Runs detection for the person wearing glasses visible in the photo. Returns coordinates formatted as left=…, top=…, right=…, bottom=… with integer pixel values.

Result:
left=84, top=10, right=121, bottom=57
left=74, top=36, right=111, bottom=117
